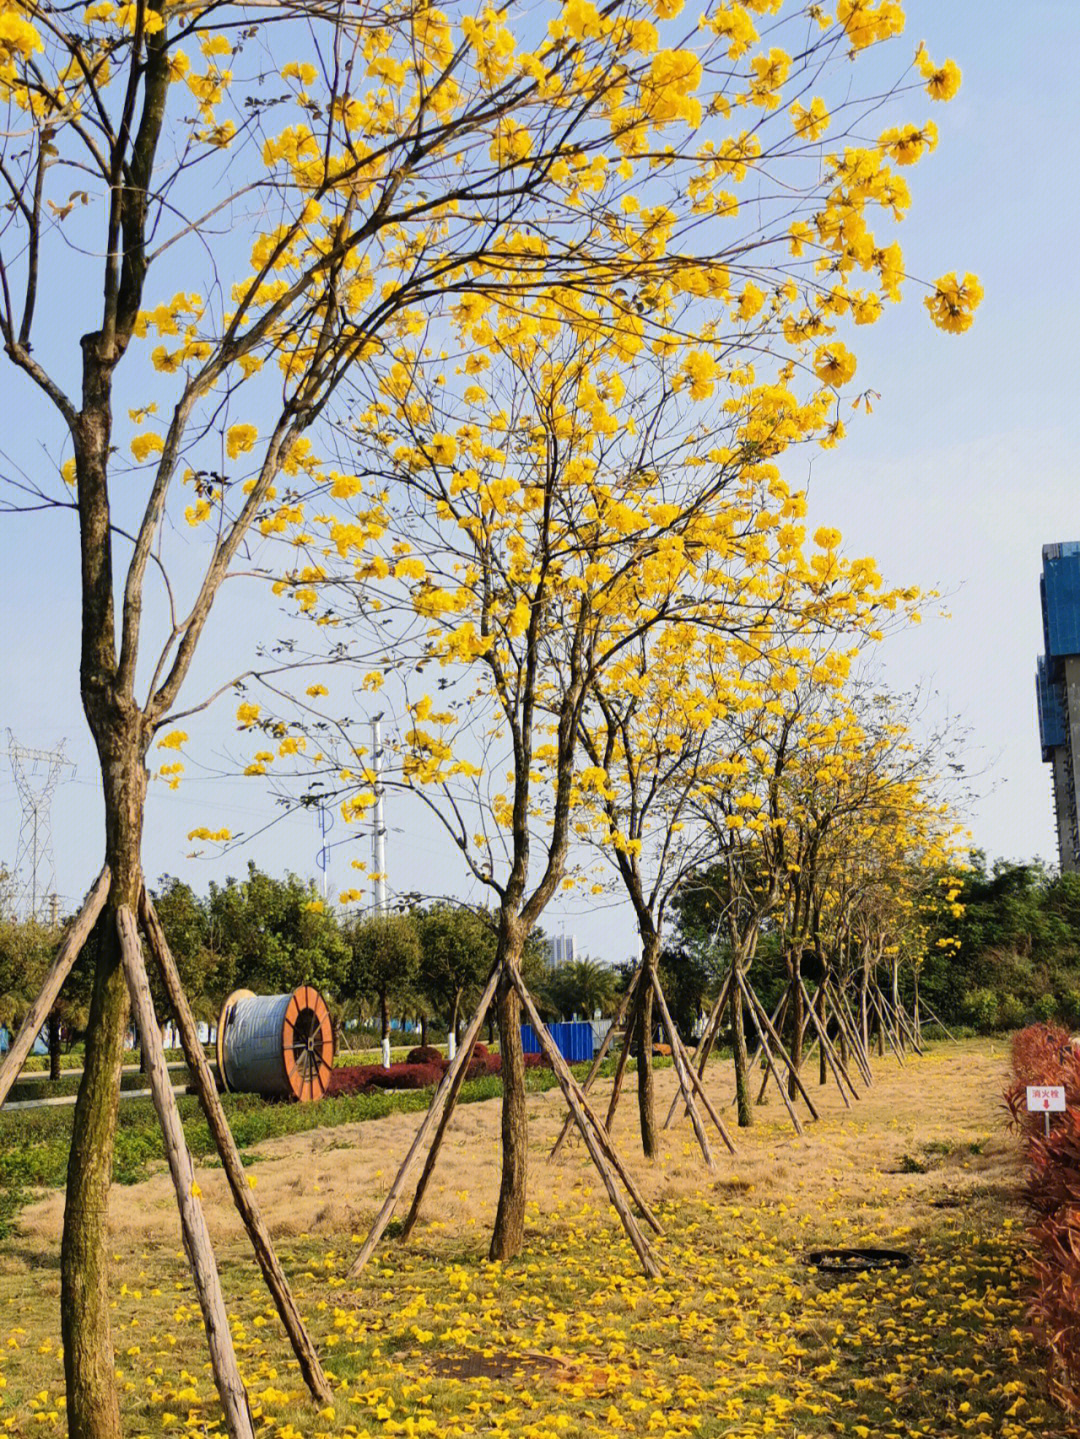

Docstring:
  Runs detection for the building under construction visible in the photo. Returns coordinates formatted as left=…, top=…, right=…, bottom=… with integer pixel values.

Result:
left=1037, top=542, right=1080, bottom=872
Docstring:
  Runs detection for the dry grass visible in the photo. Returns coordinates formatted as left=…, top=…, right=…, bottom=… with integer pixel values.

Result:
left=13, top=1038, right=1019, bottom=1250
left=0, top=1038, right=1065, bottom=1438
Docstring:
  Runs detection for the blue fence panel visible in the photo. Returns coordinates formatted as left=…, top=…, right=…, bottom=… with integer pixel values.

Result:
left=520, top=1020, right=594, bottom=1062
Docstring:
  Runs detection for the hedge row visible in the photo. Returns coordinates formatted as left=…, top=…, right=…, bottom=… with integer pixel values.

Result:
left=1005, top=1023, right=1080, bottom=1412
left=327, top=1042, right=547, bottom=1098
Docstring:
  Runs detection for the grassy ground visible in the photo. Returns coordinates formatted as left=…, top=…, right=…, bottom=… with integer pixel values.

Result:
left=0, top=1061, right=628, bottom=1240
left=0, top=1038, right=1066, bottom=1438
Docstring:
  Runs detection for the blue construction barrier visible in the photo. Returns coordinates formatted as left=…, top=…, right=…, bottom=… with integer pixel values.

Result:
left=520, top=1020, right=594, bottom=1063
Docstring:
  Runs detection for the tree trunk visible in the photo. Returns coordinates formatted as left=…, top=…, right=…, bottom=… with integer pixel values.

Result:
left=62, top=732, right=148, bottom=1439
left=490, top=957, right=526, bottom=1262
left=787, top=964, right=804, bottom=1101
left=487, top=1012, right=495, bottom=1046
left=379, top=988, right=389, bottom=1042
left=420, top=1014, right=428, bottom=1048
left=913, top=972, right=921, bottom=1046
left=732, top=978, right=752, bottom=1129
left=818, top=985, right=828, bottom=1087
left=449, top=989, right=460, bottom=1045
left=635, top=961, right=657, bottom=1159
left=49, top=1011, right=63, bottom=1083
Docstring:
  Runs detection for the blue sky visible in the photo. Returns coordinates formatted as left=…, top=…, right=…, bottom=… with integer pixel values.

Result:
left=1, top=1, right=1076, bottom=964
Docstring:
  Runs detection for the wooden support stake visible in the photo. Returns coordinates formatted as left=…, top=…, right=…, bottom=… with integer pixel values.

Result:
left=827, top=981, right=873, bottom=1084
left=740, top=974, right=819, bottom=1120
left=663, top=969, right=731, bottom=1131
left=400, top=986, right=497, bottom=1240
left=869, top=987, right=905, bottom=1064
left=139, top=893, right=332, bottom=1407
left=755, top=992, right=789, bottom=1105
left=648, top=973, right=714, bottom=1169
left=797, top=976, right=857, bottom=1105
left=887, top=992, right=925, bottom=1055
left=834, top=984, right=874, bottom=1082
left=513, top=976, right=662, bottom=1232
left=604, top=978, right=645, bottom=1134
left=550, top=965, right=642, bottom=1162
left=116, top=908, right=254, bottom=1439
left=348, top=962, right=501, bottom=1279
left=512, top=974, right=661, bottom=1274
left=919, top=997, right=959, bottom=1043
left=736, top=972, right=803, bottom=1136
left=0, top=867, right=110, bottom=1109
left=655, top=986, right=737, bottom=1155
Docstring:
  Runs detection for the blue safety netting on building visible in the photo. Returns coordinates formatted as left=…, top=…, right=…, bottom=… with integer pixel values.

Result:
left=520, top=1020, right=594, bottom=1063
left=1037, top=653, right=1067, bottom=758
left=1041, top=542, right=1080, bottom=671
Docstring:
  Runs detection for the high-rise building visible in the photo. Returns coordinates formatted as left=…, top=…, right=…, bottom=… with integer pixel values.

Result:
left=547, top=933, right=578, bottom=966
left=1036, top=542, right=1080, bottom=871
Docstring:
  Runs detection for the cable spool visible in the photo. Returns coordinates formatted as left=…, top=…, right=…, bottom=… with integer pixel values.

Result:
left=217, top=985, right=335, bottom=1102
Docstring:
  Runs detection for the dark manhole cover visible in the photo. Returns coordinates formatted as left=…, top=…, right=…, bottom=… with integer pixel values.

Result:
left=805, top=1248, right=912, bottom=1273
left=427, top=1352, right=568, bottom=1382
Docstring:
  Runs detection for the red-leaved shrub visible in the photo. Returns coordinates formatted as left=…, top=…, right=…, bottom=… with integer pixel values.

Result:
left=406, top=1046, right=447, bottom=1068
left=366, top=1062, right=445, bottom=1090
left=1005, top=1023, right=1080, bottom=1411
left=325, top=1047, right=548, bottom=1100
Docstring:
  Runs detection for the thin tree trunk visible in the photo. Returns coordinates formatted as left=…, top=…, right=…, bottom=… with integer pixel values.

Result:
left=732, top=978, right=752, bottom=1128
left=635, top=966, right=657, bottom=1159
left=62, top=747, right=147, bottom=1439
left=817, top=985, right=828, bottom=1087
left=140, top=892, right=332, bottom=1406
left=379, top=989, right=389, bottom=1043
left=490, top=958, right=526, bottom=1262
left=787, top=964, right=804, bottom=1101
left=420, top=1014, right=428, bottom=1049
left=49, top=1011, right=62, bottom=1083
left=912, top=973, right=921, bottom=1046
left=117, top=908, right=254, bottom=1439
left=449, top=988, right=460, bottom=1044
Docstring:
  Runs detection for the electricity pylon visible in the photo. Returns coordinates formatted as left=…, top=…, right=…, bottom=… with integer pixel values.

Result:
left=6, top=731, right=75, bottom=921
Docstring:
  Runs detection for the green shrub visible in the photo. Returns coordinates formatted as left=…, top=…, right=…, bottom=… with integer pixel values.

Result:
left=963, top=989, right=999, bottom=1032
left=1034, top=993, right=1059, bottom=1022
left=997, top=993, right=1026, bottom=1029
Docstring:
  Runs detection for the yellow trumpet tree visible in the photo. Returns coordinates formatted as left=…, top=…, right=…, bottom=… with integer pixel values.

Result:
left=0, top=0, right=979, bottom=1430
left=564, top=509, right=912, bottom=1155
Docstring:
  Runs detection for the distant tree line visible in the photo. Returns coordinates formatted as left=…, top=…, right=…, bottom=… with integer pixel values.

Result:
left=917, top=855, right=1080, bottom=1032
left=659, top=851, right=1080, bottom=1038
left=0, top=863, right=627, bottom=1068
